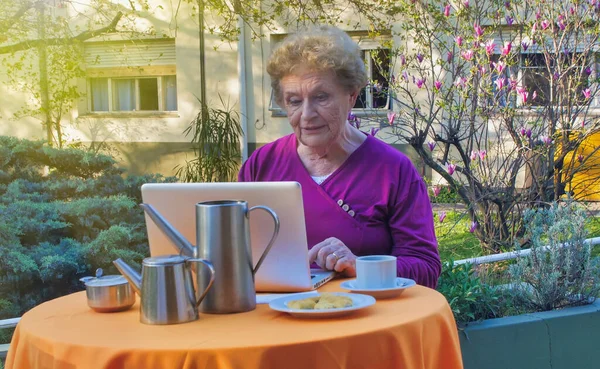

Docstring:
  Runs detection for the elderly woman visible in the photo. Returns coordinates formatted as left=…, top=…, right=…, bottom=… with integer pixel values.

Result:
left=238, top=25, right=441, bottom=288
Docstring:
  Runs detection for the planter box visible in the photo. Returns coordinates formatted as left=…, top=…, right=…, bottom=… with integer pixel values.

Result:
left=459, top=300, right=600, bottom=369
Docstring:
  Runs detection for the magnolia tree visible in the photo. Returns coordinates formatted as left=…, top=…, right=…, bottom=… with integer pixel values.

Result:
left=350, top=0, right=600, bottom=252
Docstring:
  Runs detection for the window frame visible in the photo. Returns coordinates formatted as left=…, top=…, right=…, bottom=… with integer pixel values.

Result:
left=87, top=75, right=177, bottom=113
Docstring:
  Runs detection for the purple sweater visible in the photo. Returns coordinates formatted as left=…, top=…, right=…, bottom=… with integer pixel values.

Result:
left=238, top=133, right=441, bottom=288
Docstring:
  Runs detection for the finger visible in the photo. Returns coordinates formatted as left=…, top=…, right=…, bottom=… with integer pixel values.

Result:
left=334, top=257, right=355, bottom=274
left=325, top=253, right=341, bottom=270
left=317, top=245, right=338, bottom=268
left=308, top=242, right=328, bottom=264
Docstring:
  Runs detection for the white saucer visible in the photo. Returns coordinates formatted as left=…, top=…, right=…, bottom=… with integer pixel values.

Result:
left=340, top=277, right=416, bottom=299
left=268, top=292, right=376, bottom=318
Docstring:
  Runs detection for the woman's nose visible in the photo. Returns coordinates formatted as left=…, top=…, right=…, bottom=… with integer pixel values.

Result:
left=301, top=100, right=318, bottom=120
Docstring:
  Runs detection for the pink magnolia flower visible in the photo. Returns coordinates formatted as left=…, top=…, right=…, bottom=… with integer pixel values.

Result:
left=387, top=111, right=396, bottom=126
left=432, top=186, right=442, bottom=197
left=469, top=221, right=478, bottom=233
left=493, top=61, right=506, bottom=74
left=541, top=136, right=553, bottom=145
left=427, top=141, right=436, bottom=151
left=454, top=77, right=467, bottom=89
left=570, top=7, right=575, bottom=15
left=434, top=80, right=442, bottom=91
left=553, top=71, right=560, bottom=80
left=541, top=20, right=550, bottom=30
left=479, top=65, right=487, bottom=75
left=347, top=113, right=358, bottom=123
left=415, top=78, right=426, bottom=89
left=536, top=10, right=542, bottom=20
left=438, top=211, right=447, bottom=223
left=461, top=50, right=474, bottom=61
left=400, top=54, right=407, bottom=66
left=558, top=20, right=566, bottom=31
left=446, top=162, right=457, bottom=175
left=474, top=23, right=484, bottom=38
left=577, top=154, right=584, bottom=163
left=501, top=42, right=512, bottom=56
left=416, top=53, right=424, bottom=63
left=505, top=15, right=514, bottom=25
left=505, top=1, right=511, bottom=9
left=525, top=128, right=532, bottom=138
left=521, top=41, right=529, bottom=51
left=532, top=91, right=538, bottom=101
left=520, top=127, right=527, bottom=136
left=531, top=22, right=538, bottom=34
left=391, top=75, right=396, bottom=84
left=370, top=127, right=380, bottom=136
left=585, top=67, right=592, bottom=75
left=495, top=77, right=506, bottom=90
left=463, top=0, right=469, bottom=7
left=484, top=40, right=496, bottom=55
left=447, top=51, right=454, bottom=63
left=583, top=88, right=592, bottom=100
left=479, top=150, right=487, bottom=160
left=444, top=4, right=451, bottom=16
left=455, top=36, right=463, bottom=47
left=509, top=79, right=518, bottom=90
left=518, top=88, right=529, bottom=104
left=470, top=150, right=478, bottom=160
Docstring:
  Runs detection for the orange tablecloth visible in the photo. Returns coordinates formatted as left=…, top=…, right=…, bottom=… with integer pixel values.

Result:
left=6, top=280, right=463, bottom=369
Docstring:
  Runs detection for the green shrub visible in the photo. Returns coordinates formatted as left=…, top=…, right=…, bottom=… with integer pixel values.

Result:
left=436, top=260, right=506, bottom=325
left=508, top=201, right=600, bottom=312
left=429, top=184, right=461, bottom=204
left=0, top=136, right=176, bottom=326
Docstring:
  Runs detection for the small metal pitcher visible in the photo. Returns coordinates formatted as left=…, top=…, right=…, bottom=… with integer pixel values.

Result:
left=113, top=255, right=215, bottom=325
left=141, top=200, right=280, bottom=314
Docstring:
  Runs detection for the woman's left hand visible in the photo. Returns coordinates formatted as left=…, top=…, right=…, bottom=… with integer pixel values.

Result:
left=308, top=237, right=357, bottom=277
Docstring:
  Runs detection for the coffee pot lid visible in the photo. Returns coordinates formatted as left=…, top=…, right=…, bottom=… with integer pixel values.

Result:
left=143, top=254, right=187, bottom=266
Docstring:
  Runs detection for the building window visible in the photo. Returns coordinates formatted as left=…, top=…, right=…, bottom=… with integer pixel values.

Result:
left=84, top=39, right=177, bottom=114
left=354, top=48, right=392, bottom=110
left=88, top=75, right=177, bottom=112
left=521, top=52, right=592, bottom=106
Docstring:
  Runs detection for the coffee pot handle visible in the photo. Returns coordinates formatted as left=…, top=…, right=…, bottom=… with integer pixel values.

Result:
left=186, top=258, right=216, bottom=308
left=249, top=205, right=280, bottom=275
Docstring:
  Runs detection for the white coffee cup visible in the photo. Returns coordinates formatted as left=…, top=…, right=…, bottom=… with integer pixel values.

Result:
left=355, top=255, right=397, bottom=290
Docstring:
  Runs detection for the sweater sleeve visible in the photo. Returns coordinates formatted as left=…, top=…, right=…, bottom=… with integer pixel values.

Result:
left=388, top=173, right=441, bottom=289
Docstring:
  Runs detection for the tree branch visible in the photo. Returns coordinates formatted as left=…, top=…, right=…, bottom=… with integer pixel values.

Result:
left=0, top=1, right=34, bottom=36
left=0, top=11, right=123, bottom=55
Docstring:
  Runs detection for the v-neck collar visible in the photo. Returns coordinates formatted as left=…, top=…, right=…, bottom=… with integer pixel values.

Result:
left=292, top=133, right=372, bottom=187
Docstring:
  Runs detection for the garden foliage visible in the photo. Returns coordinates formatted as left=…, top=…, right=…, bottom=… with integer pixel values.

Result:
left=0, top=136, right=176, bottom=327
left=508, top=202, right=600, bottom=312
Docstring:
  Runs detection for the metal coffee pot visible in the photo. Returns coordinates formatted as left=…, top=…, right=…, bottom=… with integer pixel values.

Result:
left=113, top=255, right=215, bottom=325
left=140, top=200, right=280, bottom=314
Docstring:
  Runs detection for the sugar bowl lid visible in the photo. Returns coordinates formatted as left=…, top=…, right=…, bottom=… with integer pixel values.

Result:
left=80, top=268, right=129, bottom=287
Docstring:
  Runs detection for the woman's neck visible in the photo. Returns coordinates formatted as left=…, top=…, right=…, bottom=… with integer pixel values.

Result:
left=297, top=124, right=367, bottom=176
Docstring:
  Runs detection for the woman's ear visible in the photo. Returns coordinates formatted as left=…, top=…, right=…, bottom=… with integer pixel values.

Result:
left=349, top=90, right=359, bottom=108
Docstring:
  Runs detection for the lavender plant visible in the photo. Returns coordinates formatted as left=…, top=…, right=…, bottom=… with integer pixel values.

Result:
left=508, top=201, right=600, bottom=312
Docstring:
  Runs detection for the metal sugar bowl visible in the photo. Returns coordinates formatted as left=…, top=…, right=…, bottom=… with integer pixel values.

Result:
left=79, top=268, right=135, bottom=313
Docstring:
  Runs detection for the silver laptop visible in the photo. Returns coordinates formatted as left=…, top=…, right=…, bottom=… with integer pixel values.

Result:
left=140, top=182, right=335, bottom=292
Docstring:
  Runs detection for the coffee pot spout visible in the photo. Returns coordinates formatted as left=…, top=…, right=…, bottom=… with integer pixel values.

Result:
left=140, top=203, right=196, bottom=257
left=113, top=258, right=142, bottom=296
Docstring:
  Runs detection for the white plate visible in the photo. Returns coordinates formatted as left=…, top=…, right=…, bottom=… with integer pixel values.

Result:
left=339, top=277, right=416, bottom=299
left=268, top=292, right=376, bottom=318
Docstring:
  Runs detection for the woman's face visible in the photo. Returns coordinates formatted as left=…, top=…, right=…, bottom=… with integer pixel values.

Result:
left=280, top=70, right=358, bottom=149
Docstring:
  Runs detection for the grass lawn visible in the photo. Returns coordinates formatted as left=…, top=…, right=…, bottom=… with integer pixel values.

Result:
left=435, top=211, right=600, bottom=261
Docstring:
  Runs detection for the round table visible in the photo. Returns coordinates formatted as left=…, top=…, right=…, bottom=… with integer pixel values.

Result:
left=6, top=280, right=463, bottom=369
